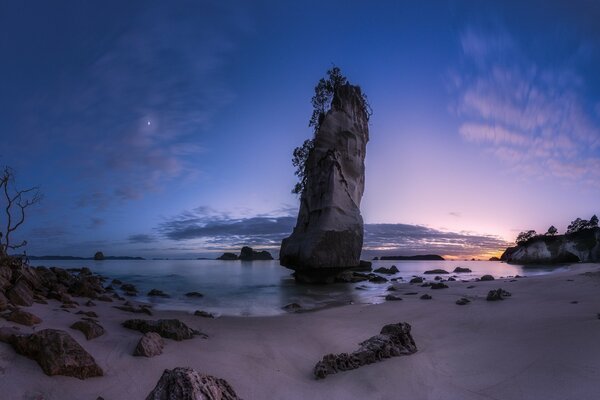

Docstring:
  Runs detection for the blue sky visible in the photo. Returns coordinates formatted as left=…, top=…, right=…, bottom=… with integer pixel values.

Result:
left=1, top=1, right=599, bottom=259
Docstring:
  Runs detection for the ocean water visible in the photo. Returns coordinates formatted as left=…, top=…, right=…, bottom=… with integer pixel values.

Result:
left=28, top=259, right=570, bottom=316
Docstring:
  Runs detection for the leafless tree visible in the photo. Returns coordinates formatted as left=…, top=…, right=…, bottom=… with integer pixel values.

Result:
left=0, top=166, right=42, bottom=256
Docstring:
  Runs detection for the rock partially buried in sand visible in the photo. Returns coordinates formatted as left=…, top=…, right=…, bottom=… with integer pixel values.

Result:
left=314, top=322, right=417, bottom=379
left=6, top=308, right=42, bottom=326
left=480, top=274, right=495, bottom=281
left=420, top=294, right=432, bottom=300
left=134, top=332, right=164, bottom=357
left=486, top=288, right=511, bottom=301
left=122, top=319, right=205, bottom=341
left=146, top=367, right=240, bottom=400
left=0, top=328, right=103, bottom=379
left=70, top=319, right=105, bottom=340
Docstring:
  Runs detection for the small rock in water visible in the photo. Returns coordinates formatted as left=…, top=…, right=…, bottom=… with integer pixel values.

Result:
left=447, top=277, right=456, bottom=282
left=121, top=283, right=138, bottom=293
left=466, top=285, right=476, bottom=289
left=146, top=367, right=241, bottom=399
left=282, top=303, right=303, bottom=313
left=434, top=276, right=443, bottom=281
left=453, top=267, right=472, bottom=273
left=369, top=275, right=388, bottom=283
left=409, top=277, right=423, bottom=284
left=456, top=298, right=470, bottom=305
left=386, top=286, right=397, bottom=291
left=147, top=289, right=170, bottom=298
left=424, top=269, right=449, bottom=275
left=373, top=265, right=399, bottom=275
left=185, top=291, right=204, bottom=298
left=420, top=294, right=432, bottom=300
left=405, top=292, right=419, bottom=295
left=486, top=288, right=511, bottom=301
left=480, top=275, right=495, bottom=281
left=385, top=294, right=402, bottom=301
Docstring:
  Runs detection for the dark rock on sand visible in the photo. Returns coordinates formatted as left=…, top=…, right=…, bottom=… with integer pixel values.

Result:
left=430, top=283, right=448, bottom=289
left=6, top=309, right=42, bottom=326
left=194, top=310, right=215, bottom=318
left=185, top=292, right=204, bottom=298
left=409, top=277, right=423, bottom=284
left=456, top=298, right=471, bottom=305
left=314, top=322, right=417, bottom=379
left=373, top=265, right=399, bottom=275
left=70, top=320, right=105, bottom=340
left=85, top=300, right=97, bottom=307
left=480, top=275, right=495, bottom=281
left=385, top=294, right=402, bottom=301
left=453, top=267, right=472, bottom=273
left=76, top=310, right=98, bottom=318
left=133, top=332, right=164, bottom=357
left=114, top=304, right=153, bottom=316
left=146, top=367, right=240, bottom=400
left=147, top=289, right=170, bottom=297
left=122, top=319, right=204, bottom=341
left=424, top=269, right=449, bottom=275
left=420, top=294, right=432, bottom=300
left=486, top=288, right=512, bottom=301
left=369, top=275, right=388, bottom=283
left=282, top=303, right=303, bottom=313
left=0, top=328, right=103, bottom=379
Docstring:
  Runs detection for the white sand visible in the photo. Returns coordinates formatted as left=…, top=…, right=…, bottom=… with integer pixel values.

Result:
left=1, top=264, right=600, bottom=400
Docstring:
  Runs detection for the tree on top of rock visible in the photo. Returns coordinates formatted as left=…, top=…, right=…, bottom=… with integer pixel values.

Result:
left=566, top=215, right=598, bottom=234
left=516, top=230, right=537, bottom=245
left=546, top=225, right=558, bottom=236
left=0, top=166, right=42, bottom=257
left=292, top=66, right=371, bottom=195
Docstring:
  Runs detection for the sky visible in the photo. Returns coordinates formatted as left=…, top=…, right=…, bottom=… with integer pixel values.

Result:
left=1, top=0, right=600, bottom=259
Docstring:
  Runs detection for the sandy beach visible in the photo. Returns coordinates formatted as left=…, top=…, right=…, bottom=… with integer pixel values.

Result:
left=1, top=263, right=599, bottom=400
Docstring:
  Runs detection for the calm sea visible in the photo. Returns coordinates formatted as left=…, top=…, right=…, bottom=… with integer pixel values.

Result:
left=28, top=259, right=569, bottom=316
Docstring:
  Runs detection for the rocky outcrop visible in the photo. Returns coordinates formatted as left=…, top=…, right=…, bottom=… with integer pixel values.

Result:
left=374, top=265, right=399, bottom=275
left=0, top=328, right=103, bottom=379
left=501, top=228, right=600, bottom=264
left=146, top=367, right=240, bottom=400
left=134, top=332, right=164, bottom=357
left=313, top=322, right=417, bottom=379
left=280, top=84, right=369, bottom=283
left=122, top=319, right=205, bottom=341
left=239, top=246, right=274, bottom=261
left=216, top=252, right=238, bottom=261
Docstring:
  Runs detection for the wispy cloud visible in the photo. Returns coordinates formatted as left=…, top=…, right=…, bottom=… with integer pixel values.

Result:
left=156, top=207, right=509, bottom=257
left=128, top=234, right=157, bottom=244
left=452, top=27, right=600, bottom=183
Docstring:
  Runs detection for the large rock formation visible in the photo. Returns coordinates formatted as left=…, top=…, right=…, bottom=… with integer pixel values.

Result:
left=146, top=367, right=240, bottom=400
left=280, top=84, right=369, bottom=283
left=501, top=228, right=600, bottom=264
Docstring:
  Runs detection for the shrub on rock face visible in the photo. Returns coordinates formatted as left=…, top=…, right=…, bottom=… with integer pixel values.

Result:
left=146, top=367, right=240, bottom=400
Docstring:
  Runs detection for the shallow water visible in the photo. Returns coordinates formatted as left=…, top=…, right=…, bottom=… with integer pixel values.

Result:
left=29, top=259, right=570, bottom=316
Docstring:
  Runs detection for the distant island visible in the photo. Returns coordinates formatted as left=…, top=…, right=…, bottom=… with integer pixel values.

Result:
left=374, top=254, right=444, bottom=261
left=28, top=255, right=145, bottom=261
left=216, top=246, right=274, bottom=261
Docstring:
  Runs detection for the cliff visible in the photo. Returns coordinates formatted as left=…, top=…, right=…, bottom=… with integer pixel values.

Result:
left=500, top=227, right=600, bottom=264
left=280, top=83, right=369, bottom=283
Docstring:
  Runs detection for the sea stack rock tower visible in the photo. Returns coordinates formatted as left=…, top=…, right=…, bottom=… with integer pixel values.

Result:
left=280, top=82, right=369, bottom=283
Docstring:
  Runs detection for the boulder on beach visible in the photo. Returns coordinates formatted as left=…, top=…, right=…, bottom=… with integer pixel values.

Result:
left=314, top=322, right=417, bottom=379
left=430, top=283, right=448, bottom=289
left=122, top=319, right=205, bottom=341
left=409, top=277, right=423, bottom=284
left=279, top=83, right=370, bottom=283
left=0, top=328, right=103, bottom=379
left=487, top=288, right=512, bottom=301
left=70, top=319, right=105, bottom=340
left=146, top=367, right=240, bottom=400
left=385, top=294, right=402, bottom=301
left=453, top=267, right=472, bottom=273
left=480, top=274, right=495, bottom=281
left=133, top=332, right=164, bottom=357
left=373, top=265, right=399, bottom=275
left=6, top=308, right=42, bottom=326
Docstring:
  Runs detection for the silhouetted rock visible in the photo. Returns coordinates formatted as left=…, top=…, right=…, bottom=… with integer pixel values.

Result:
left=385, top=294, right=402, bottom=301
left=486, top=288, right=512, bottom=301
left=379, top=255, right=444, bottom=261
left=185, top=291, right=204, bottom=298
left=216, top=252, right=238, bottom=261
left=489, top=257, right=500, bottom=261
left=70, top=320, right=105, bottom=340
left=280, top=83, right=369, bottom=283
left=0, top=329, right=103, bottom=379
left=239, top=246, right=274, bottom=261
left=6, top=309, right=42, bottom=326
left=94, top=251, right=104, bottom=260
left=453, top=267, right=471, bottom=273
left=424, top=269, right=449, bottom=274
left=146, top=367, right=240, bottom=400
left=122, top=319, right=204, bottom=341
left=456, top=298, right=470, bottom=305
left=148, top=289, right=170, bottom=297
left=335, top=270, right=370, bottom=283
left=430, top=283, right=448, bottom=289
left=314, top=322, right=417, bottom=379
left=409, top=277, right=423, bottom=284
left=420, top=294, right=432, bottom=300
left=373, top=265, right=399, bottom=275
left=282, top=303, right=303, bottom=313
left=133, top=332, right=164, bottom=357
left=480, top=275, right=495, bottom=281
left=194, top=310, right=215, bottom=318
left=369, top=275, right=388, bottom=283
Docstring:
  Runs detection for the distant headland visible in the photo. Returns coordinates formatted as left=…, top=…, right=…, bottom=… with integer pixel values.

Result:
left=373, top=254, right=445, bottom=261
